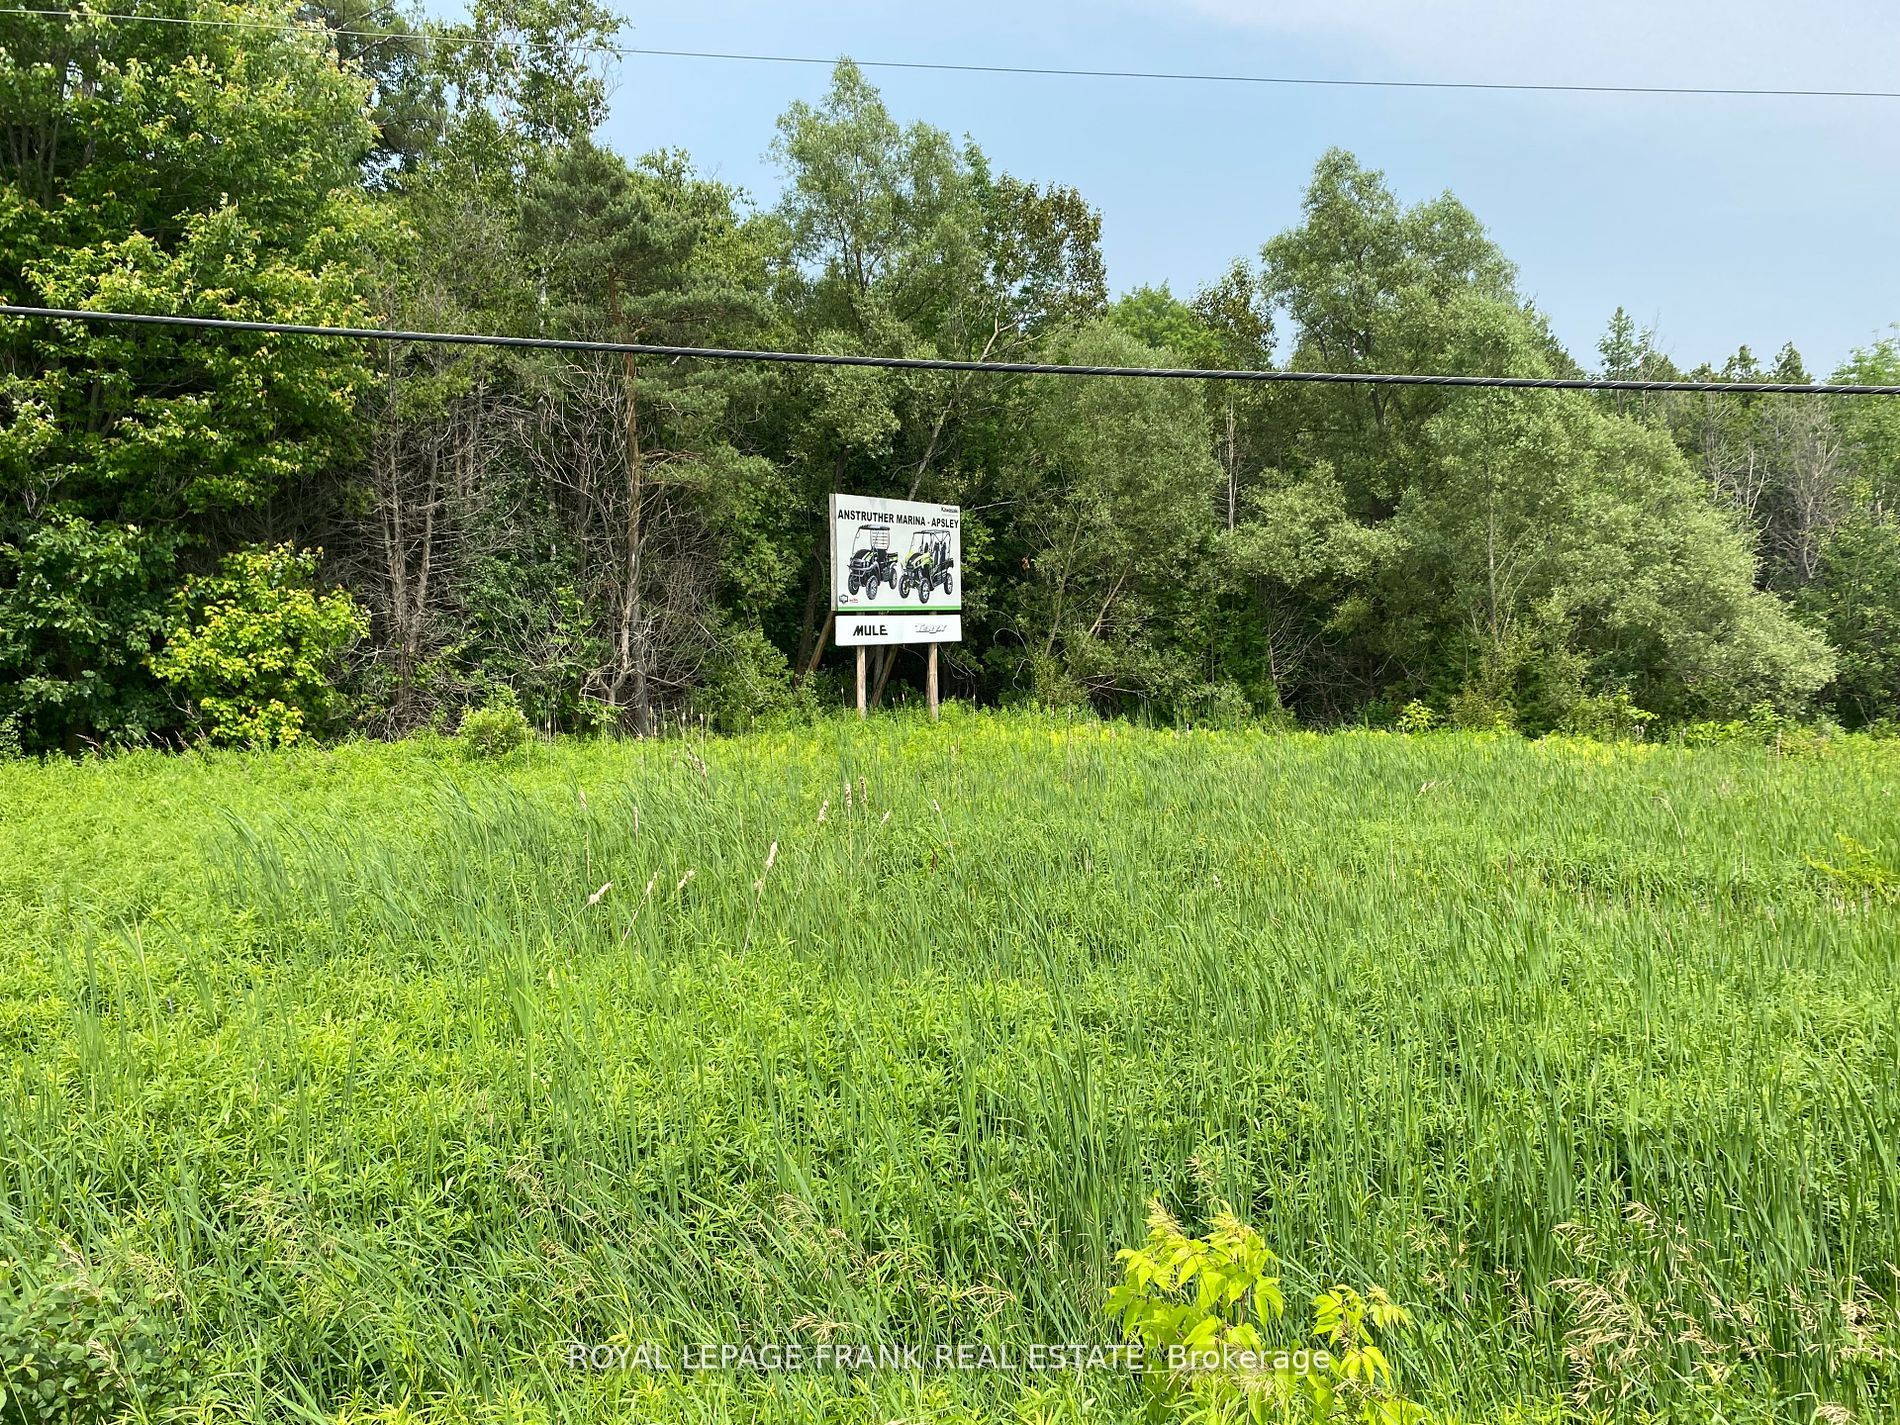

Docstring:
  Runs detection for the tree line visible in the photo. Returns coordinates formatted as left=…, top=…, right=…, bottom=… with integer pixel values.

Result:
left=3, top=0, right=1897, bottom=754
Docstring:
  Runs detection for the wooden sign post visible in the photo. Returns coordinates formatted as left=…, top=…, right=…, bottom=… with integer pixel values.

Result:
left=927, top=643, right=939, bottom=722
left=855, top=646, right=867, bottom=718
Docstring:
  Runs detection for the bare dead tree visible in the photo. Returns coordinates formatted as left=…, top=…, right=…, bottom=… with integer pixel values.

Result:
left=342, top=343, right=508, bottom=733
left=1691, top=397, right=1772, bottom=525
left=513, top=356, right=731, bottom=733
left=1761, top=399, right=1846, bottom=586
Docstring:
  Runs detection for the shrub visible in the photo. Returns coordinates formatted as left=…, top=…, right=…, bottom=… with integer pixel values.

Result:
left=458, top=690, right=533, bottom=759
left=1021, top=651, right=1091, bottom=711
left=1807, top=834, right=1898, bottom=907
left=0, top=1251, right=185, bottom=1424
left=1183, top=681, right=1253, bottom=730
left=1449, top=687, right=1515, bottom=733
left=1105, top=1202, right=1426, bottom=1423
left=152, top=544, right=366, bottom=747
left=1678, top=717, right=1750, bottom=748
left=1799, top=511, right=1900, bottom=727
left=1679, top=702, right=1838, bottom=756
left=0, top=514, right=176, bottom=753
left=1394, top=700, right=1437, bottom=735
left=692, top=627, right=804, bottom=733
left=1560, top=690, right=1656, bottom=743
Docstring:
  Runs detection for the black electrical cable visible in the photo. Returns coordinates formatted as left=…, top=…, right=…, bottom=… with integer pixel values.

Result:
left=3, top=7, right=1897, bottom=103
left=4, top=305, right=1893, bottom=396
left=609, top=46, right=1900, bottom=105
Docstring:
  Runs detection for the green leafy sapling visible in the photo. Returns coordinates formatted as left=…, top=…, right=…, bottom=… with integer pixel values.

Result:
left=1105, top=1201, right=1427, bottom=1424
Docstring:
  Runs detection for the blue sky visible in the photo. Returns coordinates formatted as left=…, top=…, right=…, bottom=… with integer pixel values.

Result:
left=599, top=0, right=1900, bottom=374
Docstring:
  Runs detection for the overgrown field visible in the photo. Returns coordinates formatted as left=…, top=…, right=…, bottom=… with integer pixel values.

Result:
left=2, top=713, right=1897, bottom=1423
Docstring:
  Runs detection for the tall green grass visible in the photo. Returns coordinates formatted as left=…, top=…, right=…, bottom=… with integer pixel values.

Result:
left=1, top=712, right=1896, bottom=1422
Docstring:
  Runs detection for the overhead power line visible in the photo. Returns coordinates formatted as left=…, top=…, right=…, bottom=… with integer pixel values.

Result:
left=3, top=7, right=1898, bottom=103
left=595, top=46, right=1900, bottom=105
left=3, top=305, right=1889, bottom=396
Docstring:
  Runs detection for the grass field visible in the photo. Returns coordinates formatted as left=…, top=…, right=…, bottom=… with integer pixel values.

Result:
left=2, top=711, right=1897, bottom=1423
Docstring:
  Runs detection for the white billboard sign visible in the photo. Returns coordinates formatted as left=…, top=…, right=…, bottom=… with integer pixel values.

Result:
left=829, top=494, right=961, bottom=641
left=836, top=614, right=961, bottom=646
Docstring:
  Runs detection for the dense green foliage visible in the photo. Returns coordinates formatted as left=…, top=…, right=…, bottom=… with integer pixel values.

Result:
left=4, top=3, right=1896, bottom=751
left=152, top=544, right=368, bottom=746
left=0, top=0, right=380, bottom=751
left=1106, top=1204, right=1425, bottom=1424
left=1, top=713, right=1896, bottom=1422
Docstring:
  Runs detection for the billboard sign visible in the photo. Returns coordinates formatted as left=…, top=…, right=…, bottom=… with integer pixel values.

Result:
left=829, top=494, right=961, bottom=640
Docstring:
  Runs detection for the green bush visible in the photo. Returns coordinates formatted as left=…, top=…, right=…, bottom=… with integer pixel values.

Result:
left=1020, top=650, right=1092, bottom=711
left=1105, top=1202, right=1425, bottom=1424
left=1559, top=690, right=1656, bottom=742
left=0, top=1252, right=185, bottom=1424
left=1448, top=686, right=1515, bottom=733
left=1183, top=681, right=1253, bottom=730
left=1808, top=834, right=1898, bottom=907
left=1679, top=716, right=1753, bottom=748
left=0, top=514, right=177, bottom=754
left=457, top=690, right=533, bottom=759
left=1679, top=701, right=1839, bottom=756
left=1393, top=700, right=1437, bottom=735
left=152, top=544, right=366, bottom=748
left=691, top=627, right=805, bottom=733
left=1800, top=512, right=1900, bottom=728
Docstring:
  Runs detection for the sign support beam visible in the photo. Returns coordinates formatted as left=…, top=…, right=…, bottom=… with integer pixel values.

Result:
left=927, top=644, right=940, bottom=722
left=802, top=611, right=833, bottom=681
left=855, top=646, right=867, bottom=718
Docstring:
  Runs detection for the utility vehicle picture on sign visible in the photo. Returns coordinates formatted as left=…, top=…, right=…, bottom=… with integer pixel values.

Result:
left=830, top=493, right=962, bottom=646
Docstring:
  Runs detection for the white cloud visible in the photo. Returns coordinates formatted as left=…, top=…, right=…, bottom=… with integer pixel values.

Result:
left=1165, top=0, right=1900, bottom=92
